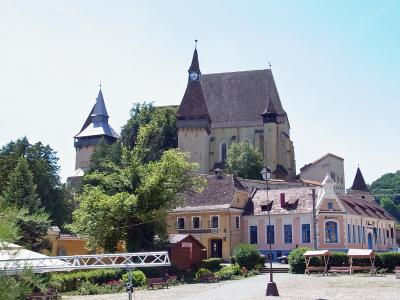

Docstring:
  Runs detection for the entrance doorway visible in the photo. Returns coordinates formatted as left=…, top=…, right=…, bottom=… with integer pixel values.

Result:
left=210, top=239, right=222, bottom=258
left=367, top=233, right=373, bottom=249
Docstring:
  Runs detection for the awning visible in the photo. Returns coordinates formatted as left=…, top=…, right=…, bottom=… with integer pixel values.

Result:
left=347, top=249, right=375, bottom=258
left=0, top=242, right=69, bottom=274
left=303, top=250, right=331, bottom=257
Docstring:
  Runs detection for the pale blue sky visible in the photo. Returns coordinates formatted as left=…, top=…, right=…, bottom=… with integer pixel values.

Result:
left=0, top=0, right=399, bottom=185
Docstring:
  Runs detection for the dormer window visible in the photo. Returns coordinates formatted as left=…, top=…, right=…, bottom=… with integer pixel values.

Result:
left=327, top=202, right=333, bottom=210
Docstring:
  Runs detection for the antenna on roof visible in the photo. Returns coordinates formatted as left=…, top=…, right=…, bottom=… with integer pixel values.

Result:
left=268, top=62, right=272, bottom=70
left=195, top=39, right=198, bottom=49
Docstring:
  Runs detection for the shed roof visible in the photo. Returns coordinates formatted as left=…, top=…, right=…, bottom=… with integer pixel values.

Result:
left=303, top=250, right=331, bottom=257
left=347, top=249, right=375, bottom=257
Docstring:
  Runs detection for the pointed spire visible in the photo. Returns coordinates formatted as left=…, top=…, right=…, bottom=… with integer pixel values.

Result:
left=261, top=97, right=277, bottom=115
left=188, top=40, right=201, bottom=73
left=261, top=96, right=278, bottom=123
left=351, top=167, right=369, bottom=192
left=92, top=89, right=109, bottom=118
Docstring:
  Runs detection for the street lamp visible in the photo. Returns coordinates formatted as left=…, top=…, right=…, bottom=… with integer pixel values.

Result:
left=261, top=167, right=279, bottom=297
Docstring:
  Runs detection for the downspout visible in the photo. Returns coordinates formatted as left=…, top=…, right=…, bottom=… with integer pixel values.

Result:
left=228, top=208, right=232, bottom=259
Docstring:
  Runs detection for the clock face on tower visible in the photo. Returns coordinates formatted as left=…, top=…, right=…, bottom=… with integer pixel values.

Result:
left=189, top=71, right=199, bottom=81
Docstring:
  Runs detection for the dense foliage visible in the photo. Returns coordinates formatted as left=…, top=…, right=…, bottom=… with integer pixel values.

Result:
left=370, top=170, right=400, bottom=221
left=233, top=244, right=262, bottom=270
left=122, top=270, right=147, bottom=287
left=199, top=258, right=223, bottom=272
left=50, top=269, right=125, bottom=292
left=0, top=156, right=51, bottom=251
left=287, top=247, right=309, bottom=274
left=226, top=142, right=263, bottom=180
left=71, top=149, right=204, bottom=252
left=0, top=137, right=68, bottom=227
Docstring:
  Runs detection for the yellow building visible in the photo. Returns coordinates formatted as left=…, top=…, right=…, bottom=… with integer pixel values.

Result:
left=46, top=226, right=91, bottom=256
left=176, top=46, right=296, bottom=179
left=167, top=172, right=249, bottom=260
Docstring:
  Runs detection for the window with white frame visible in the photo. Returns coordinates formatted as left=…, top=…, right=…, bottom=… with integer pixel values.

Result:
left=192, top=216, right=200, bottom=229
left=235, top=216, right=240, bottom=229
left=176, top=217, right=185, bottom=229
left=210, top=215, right=219, bottom=229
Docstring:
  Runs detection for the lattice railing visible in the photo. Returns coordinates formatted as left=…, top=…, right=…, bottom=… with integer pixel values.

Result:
left=0, top=251, right=170, bottom=275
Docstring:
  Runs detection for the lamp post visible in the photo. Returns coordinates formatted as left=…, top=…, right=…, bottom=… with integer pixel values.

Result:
left=261, top=167, right=279, bottom=297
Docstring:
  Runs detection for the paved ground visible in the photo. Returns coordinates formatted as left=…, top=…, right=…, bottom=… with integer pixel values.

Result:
left=64, top=273, right=399, bottom=300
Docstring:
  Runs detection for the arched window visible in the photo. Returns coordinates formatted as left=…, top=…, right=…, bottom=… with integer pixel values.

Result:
left=259, top=135, right=264, bottom=158
left=221, top=142, right=227, bottom=162
left=325, top=221, right=338, bottom=243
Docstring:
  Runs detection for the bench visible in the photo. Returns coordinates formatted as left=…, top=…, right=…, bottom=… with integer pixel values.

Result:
left=200, top=273, right=218, bottom=283
left=147, top=277, right=169, bottom=289
left=351, top=266, right=375, bottom=273
left=305, top=266, right=326, bottom=274
left=328, top=266, right=351, bottom=274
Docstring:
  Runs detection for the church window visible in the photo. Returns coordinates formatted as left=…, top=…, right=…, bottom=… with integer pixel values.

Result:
left=221, top=142, right=227, bottom=162
left=259, top=135, right=264, bottom=158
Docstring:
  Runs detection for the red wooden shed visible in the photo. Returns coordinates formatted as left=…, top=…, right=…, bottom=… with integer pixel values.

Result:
left=168, top=234, right=207, bottom=270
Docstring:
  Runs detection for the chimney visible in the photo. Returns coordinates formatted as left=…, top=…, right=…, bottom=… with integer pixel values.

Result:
left=280, top=193, right=286, bottom=208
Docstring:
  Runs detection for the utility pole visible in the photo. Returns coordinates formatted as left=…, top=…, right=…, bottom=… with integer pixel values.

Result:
left=312, top=189, right=318, bottom=249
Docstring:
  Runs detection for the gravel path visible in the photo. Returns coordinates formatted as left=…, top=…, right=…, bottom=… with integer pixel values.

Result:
left=63, top=273, right=400, bottom=300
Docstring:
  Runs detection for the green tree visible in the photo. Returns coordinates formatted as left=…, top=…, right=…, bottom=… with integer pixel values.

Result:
left=1, top=157, right=50, bottom=251
left=0, top=137, right=66, bottom=227
left=70, top=149, right=204, bottom=252
left=370, top=170, right=400, bottom=221
left=3, top=156, right=40, bottom=212
left=120, top=102, right=155, bottom=148
left=226, top=142, right=263, bottom=180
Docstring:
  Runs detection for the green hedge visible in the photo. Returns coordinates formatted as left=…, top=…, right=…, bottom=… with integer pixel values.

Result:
left=199, top=258, right=223, bottom=271
left=233, top=244, right=261, bottom=270
left=194, top=268, right=212, bottom=282
left=288, top=247, right=309, bottom=274
left=288, top=250, right=400, bottom=274
left=50, top=269, right=124, bottom=292
left=121, top=270, right=147, bottom=287
left=377, top=252, right=400, bottom=272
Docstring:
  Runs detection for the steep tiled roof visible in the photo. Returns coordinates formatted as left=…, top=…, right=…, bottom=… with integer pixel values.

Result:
left=74, top=89, right=119, bottom=139
left=338, top=194, right=396, bottom=221
left=200, top=69, right=286, bottom=128
left=248, top=187, right=320, bottom=215
left=175, top=174, right=246, bottom=210
left=351, top=167, right=369, bottom=192
left=176, top=80, right=211, bottom=121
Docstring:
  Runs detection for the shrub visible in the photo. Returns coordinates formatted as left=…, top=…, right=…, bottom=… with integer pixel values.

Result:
left=377, top=252, right=400, bottom=272
left=230, top=256, right=236, bottom=265
left=233, top=244, right=261, bottom=270
left=194, top=268, right=212, bottom=282
left=50, top=269, right=124, bottom=292
left=121, top=270, right=147, bottom=287
left=77, top=281, right=124, bottom=295
left=214, top=264, right=241, bottom=280
left=288, top=247, right=309, bottom=274
left=199, top=258, right=223, bottom=272
left=259, top=255, right=266, bottom=266
left=215, top=266, right=234, bottom=280
left=230, top=264, right=242, bottom=276
left=329, top=251, right=348, bottom=267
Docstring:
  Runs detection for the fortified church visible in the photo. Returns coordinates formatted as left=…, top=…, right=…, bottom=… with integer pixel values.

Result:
left=176, top=46, right=296, bottom=179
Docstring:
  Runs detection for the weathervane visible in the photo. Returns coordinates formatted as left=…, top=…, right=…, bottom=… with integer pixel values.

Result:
left=195, top=39, right=198, bottom=49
